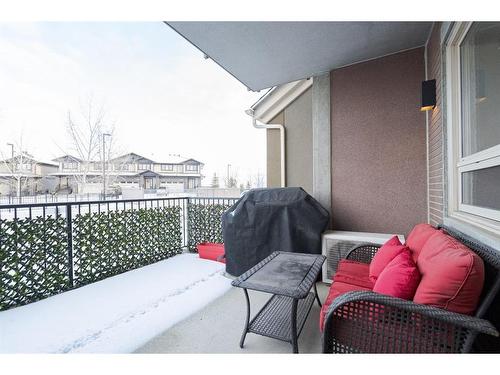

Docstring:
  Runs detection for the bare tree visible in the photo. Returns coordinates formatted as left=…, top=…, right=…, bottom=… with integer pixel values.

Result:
left=251, top=170, right=265, bottom=188
left=224, top=167, right=239, bottom=188
left=105, top=152, right=135, bottom=194
left=211, top=173, right=220, bottom=188
left=0, top=134, right=38, bottom=197
left=62, top=96, right=112, bottom=189
left=59, top=96, right=138, bottom=196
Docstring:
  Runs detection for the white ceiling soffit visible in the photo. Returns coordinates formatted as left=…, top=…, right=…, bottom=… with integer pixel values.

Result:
left=166, top=22, right=433, bottom=92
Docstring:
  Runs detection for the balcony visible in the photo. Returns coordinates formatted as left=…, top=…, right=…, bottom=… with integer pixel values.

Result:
left=2, top=21, right=500, bottom=356
left=0, top=196, right=330, bottom=353
left=136, top=283, right=330, bottom=353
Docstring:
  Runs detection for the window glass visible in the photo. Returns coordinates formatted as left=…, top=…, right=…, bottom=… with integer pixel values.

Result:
left=462, top=165, right=500, bottom=211
left=63, top=162, right=77, bottom=169
left=116, top=164, right=129, bottom=171
left=460, top=22, right=500, bottom=157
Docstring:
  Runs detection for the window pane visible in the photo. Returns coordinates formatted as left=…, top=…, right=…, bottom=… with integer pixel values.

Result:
left=462, top=165, right=500, bottom=211
left=460, top=22, right=500, bottom=156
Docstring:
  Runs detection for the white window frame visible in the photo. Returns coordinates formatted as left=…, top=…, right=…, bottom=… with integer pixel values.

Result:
left=446, top=22, right=500, bottom=233
left=63, top=161, right=78, bottom=170
left=115, top=163, right=129, bottom=171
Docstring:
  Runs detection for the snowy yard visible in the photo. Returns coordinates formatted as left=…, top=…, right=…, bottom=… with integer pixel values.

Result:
left=0, top=254, right=231, bottom=353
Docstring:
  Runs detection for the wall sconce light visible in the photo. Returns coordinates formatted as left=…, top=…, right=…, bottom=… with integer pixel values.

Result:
left=421, top=79, right=436, bottom=111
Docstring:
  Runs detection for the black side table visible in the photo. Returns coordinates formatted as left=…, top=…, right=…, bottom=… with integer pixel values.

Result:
left=231, top=251, right=326, bottom=353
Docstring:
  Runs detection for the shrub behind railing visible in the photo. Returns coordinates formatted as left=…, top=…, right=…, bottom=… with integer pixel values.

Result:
left=187, top=198, right=237, bottom=252
left=73, top=206, right=182, bottom=286
left=0, top=214, right=70, bottom=310
left=0, top=196, right=237, bottom=311
left=0, top=198, right=184, bottom=311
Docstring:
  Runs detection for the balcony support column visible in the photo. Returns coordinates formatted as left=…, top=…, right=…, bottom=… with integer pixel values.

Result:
left=312, top=72, right=332, bottom=219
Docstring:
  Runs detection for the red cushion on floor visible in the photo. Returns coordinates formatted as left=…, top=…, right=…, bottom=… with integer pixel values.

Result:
left=413, top=231, right=484, bottom=315
left=373, top=249, right=421, bottom=300
left=369, top=236, right=407, bottom=283
left=333, top=259, right=373, bottom=289
left=405, top=223, right=441, bottom=262
left=320, top=281, right=372, bottom=331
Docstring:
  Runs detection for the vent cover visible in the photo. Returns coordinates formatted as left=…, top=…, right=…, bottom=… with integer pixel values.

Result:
left=324, top=239, right=364, bottom=282
left=321, top=231, right=405, bottom=283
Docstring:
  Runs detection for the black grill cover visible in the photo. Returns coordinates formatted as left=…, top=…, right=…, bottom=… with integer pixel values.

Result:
left=222, top=187, right=330, bottom=276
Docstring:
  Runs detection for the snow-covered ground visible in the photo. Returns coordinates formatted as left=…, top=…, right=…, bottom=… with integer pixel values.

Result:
left=0, top=254, right=232, bottom=353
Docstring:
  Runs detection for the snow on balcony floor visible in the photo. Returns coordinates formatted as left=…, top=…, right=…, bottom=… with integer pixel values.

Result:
left=0, top=254, right=231, bottom=353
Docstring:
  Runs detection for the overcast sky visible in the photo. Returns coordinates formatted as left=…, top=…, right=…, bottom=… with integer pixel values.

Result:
left=0, top=22, right=266, bottom=186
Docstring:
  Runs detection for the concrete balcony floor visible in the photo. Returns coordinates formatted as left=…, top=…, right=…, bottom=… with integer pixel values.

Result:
left=135, top=282, right=330, bottom=354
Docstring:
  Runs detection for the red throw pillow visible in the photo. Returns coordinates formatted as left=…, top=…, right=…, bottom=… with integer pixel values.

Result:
left=369, top=236, right=407, bottom=283
left=373, top=250, right=421, bottom=300
left=405, top=223, right=441, bottom=262
left=413, top=231, right=484, bottom=315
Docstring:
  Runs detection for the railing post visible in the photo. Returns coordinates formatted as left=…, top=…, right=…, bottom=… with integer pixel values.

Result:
left=66, top=203, right=74, bottom=288
left=185, top=197, right=190, bottom=252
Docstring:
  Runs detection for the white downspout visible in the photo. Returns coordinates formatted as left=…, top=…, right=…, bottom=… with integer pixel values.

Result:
left=245, top=108, right=286, bottom=188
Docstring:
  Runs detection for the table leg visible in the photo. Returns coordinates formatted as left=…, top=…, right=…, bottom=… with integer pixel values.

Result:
left=239, top=288, right=250, bottom=348
left=291, top=298, right=299, bottom=354
left=314, top=282, right=322, bottom=308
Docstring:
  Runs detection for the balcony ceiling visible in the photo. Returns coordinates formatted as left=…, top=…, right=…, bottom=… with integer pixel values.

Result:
left=166, top=22, right=433, bottom=91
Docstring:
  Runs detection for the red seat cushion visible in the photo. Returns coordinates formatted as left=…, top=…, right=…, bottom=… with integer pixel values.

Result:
left=369, top=236, right=408, bottom=283
left=373, top=249, right=421, bottom=300
left=333, top=259, right=373, bottom=289
left=320, top=281, right=372, bottom=331
left=413, top=231, right=484, bottom=315
left=405, top=223, right=441, bottom=262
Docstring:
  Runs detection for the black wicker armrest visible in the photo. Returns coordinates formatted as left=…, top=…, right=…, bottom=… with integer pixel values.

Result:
left=322, top=290, right=498, bottom=353
left=345, top=243, right=381, bottom=264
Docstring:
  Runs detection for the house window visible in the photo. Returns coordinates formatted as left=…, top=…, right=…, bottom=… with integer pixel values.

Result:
left=185, top=164, right=198, bottom=172
left=138, top=164, right=150, bottom=170
left=115, top=164, right=129, bottom=171
left=14, top=162, right=32, bottom=171
left=161, top=164, right=173, bottom=171
left=447, top=22, right=500, bottom=226
left=63, top=162, right=78, bottom=170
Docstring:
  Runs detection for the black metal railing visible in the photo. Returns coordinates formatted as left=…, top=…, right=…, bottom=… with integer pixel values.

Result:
left=0, top=196, right=237, bottom=311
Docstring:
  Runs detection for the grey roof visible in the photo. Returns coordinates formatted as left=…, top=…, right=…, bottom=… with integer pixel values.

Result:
left=109, top=152, right=156, bottom=164
left=52, top=155, right=82, bottom=163
left=53, top=152, right=203, bottom=166
left=2, top=154, right=58, bottom=167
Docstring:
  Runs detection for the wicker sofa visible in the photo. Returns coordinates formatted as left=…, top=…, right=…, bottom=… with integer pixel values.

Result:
left=322, top=225, right=500, bottom=353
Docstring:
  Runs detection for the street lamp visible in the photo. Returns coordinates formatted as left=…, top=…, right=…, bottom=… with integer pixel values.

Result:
left=102, top=133, right=111, bottom=199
